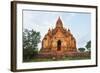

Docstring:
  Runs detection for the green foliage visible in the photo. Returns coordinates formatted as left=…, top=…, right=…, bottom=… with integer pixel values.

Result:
left=85, top=40, right=91, bottom=51
left=23, top=29, right=41, bottom=62
left=78, top=48, right=85, bottom=52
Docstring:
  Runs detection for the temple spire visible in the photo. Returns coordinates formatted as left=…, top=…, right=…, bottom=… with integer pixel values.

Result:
left=56, top=17, right=63, bottom=28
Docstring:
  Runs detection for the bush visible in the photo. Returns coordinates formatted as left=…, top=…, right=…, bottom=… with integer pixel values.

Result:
left=78, top=48, right=85, bottom=52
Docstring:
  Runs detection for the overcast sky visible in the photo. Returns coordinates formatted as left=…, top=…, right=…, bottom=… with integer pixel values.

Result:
left=23, top=10, right=91, bottom=49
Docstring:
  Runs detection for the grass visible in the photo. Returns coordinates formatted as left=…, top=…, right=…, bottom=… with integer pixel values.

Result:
left=23, top=56, right=91, bottom=62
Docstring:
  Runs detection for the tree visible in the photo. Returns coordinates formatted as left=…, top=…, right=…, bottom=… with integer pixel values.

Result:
left=78, top=48, right=85, bottom=52
left=23, top=29, right=41, bottom=62
left=85, top=41, right=91, bottom=51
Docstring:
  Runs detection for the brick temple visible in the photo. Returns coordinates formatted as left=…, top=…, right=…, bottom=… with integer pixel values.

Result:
left=40, top=17, right=77, bottom=56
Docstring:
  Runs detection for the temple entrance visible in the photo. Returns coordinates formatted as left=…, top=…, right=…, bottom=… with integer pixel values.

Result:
left=57, top=40, right=61, bottom=51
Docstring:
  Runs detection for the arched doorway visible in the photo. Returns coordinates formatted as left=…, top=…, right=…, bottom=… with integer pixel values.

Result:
left=57, top=40, right=61, bottom=51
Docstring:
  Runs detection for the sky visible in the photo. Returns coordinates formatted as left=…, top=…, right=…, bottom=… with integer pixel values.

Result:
left=23, top=10, right=91, bottom=49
